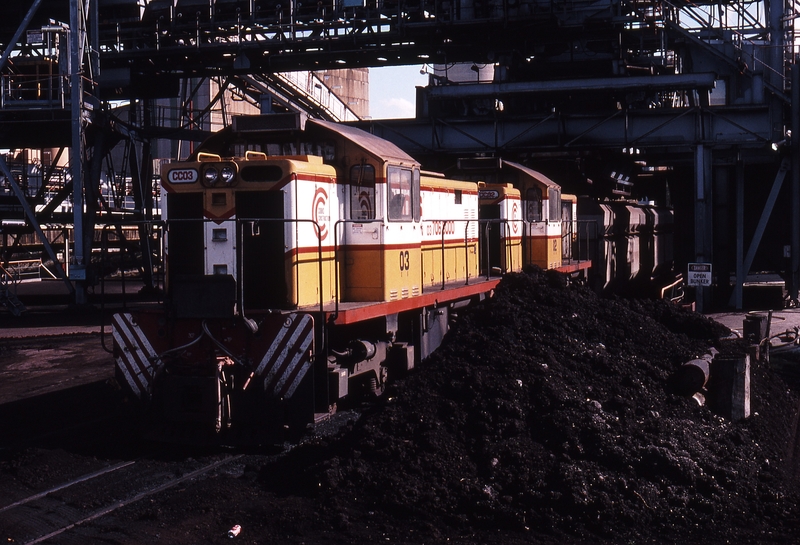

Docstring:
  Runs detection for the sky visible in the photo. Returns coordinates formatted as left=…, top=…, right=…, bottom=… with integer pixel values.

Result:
left=369, top=65, right=429, bottom=120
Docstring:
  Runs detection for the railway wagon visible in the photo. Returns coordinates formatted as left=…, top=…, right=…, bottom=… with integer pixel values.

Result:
left=577, top=196, right=674, bottom=296
left=112, top=115, right=514, bottom=444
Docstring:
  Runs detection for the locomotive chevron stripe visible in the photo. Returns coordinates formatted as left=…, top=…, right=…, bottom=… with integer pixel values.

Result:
left=256, top=314, right=314, bottom=398
left=112, top=313, right=158, bottom=398
left=273, top=332, right=314, bottom=399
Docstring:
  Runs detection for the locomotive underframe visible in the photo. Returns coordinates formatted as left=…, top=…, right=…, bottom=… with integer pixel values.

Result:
left=113, top=281, right=496, bottom=445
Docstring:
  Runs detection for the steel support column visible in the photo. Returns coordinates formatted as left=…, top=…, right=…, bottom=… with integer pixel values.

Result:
left=70, top=0, right=87, bottom=304
left=735, top=159, right=745, bottom=309
left=694, top=144, right=713, bottom=312
left=768, top=0, right=785, bottom=88
left=791, top=64, right=800, bottom=303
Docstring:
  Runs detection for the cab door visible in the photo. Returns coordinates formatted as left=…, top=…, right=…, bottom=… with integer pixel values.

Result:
left=383, top=166, right=421, bottom=300
left=343, top=163, right=385, bottom=301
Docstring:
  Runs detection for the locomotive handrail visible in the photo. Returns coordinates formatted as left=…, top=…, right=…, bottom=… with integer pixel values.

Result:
left=235, top=216, right=325, bottom=316
left=575, top=219, right=597, bottom=263
left=428, top=217, right=478, bottom=289
left=332, top=217, right=479, bottom=313
left=463, top=219, right=473, bottom=287
left=419, top=216, right=477, bottom=289
left=479, top=217, right=518, bottom=279
left=481, top=220, right=492, bottom=281
left=104, top=216, right=325, bottom=317
left=331, top=217, right=384, bottom=321
left=504, top=219, right=518, bottom=273
left=99, top=220, right=167, bottom=355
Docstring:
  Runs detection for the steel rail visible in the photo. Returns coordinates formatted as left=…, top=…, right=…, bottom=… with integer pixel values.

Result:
left=0, top=461, right=136, bottom=514
left=20, top=455, right=244, bottom=545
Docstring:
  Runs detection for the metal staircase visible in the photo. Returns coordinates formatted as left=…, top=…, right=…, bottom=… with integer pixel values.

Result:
left=0, top=265, right=25, bottom=316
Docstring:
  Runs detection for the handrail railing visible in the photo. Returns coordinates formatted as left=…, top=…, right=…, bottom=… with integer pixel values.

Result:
left=332, top=217, right=486, bottom=319
left=0, top=73, right=68, bottom=109
left=332, top=218, right=383, bottom=320
left=99, top=220, right=166, bottom=353
left=0, top=259, right=53, bottom=282
left=236, top=216, right=325, bottom=316
left=480, top=217, right=519, bottom=277
left=98, top=213, right=596, bottom=338
left=422, top=217, right=482, bottom=288
left=562, top=219, right=595, bottom=264
left=100, top=216, right=326, bottom=348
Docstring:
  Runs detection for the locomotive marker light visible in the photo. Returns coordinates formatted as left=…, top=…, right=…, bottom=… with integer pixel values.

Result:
left=220, top=165, right=236, bottom=185
left=688, top=263, right=712, bottom=286
left=204, top=166, right=220, bottom=185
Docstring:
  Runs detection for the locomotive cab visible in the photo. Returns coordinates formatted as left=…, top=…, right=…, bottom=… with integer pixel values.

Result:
left=504, top=161, right=563, bottom=270
left=333, top=127, right=423, bottom=303
left=478, top=182, right=522, bottom=274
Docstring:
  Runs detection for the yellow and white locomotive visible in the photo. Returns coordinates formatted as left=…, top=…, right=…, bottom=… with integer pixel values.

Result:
left=111, top=114, right=583, bottom=444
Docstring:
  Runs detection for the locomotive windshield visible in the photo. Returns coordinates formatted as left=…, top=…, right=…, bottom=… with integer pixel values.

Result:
left=387, top=165, right=418, bottom=222
left=526, top=187, right=543, bottom=222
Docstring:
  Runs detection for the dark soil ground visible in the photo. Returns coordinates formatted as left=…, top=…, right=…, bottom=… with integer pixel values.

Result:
left=5, top=268, right=800, bottom=544
left=110, top=268, right=800, bottom=544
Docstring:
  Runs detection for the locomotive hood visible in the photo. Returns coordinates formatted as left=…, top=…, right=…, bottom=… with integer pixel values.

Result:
left=502, top=160, right=560, bottom=190
left=307, top=119, right=420, bottom=167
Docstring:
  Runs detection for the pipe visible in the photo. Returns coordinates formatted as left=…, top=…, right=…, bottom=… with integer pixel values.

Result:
left=672, top=348, right=718, bottom=396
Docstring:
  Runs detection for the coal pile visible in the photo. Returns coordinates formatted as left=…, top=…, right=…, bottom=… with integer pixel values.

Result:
left=274, top=268, right=800, bottom=544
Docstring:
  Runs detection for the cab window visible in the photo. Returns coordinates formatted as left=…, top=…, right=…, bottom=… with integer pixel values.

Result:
left=350, top=164, right=376, bottom=220
left=526, top=187, right=543, bottom=222
left=548, top=188, right=561, bottom=222
left=388, top=166, right=415, bottom=222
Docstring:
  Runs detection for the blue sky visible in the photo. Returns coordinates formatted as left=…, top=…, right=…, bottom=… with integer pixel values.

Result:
left=369, top=65, right=428, bottom=119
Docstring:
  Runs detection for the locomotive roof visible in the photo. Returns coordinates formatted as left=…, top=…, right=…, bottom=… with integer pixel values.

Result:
left=503, top=160, right=560, bottom=190
left=307, top=119, right=420, bottom=166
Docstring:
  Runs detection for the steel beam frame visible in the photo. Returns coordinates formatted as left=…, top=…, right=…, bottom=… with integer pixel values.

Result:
left=0, top=156, right=72, bottom=293
left=353, top=107, right=775, bottom=159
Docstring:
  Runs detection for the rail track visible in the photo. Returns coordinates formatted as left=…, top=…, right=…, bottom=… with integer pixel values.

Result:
left=0, top=454, right=245, bottom=545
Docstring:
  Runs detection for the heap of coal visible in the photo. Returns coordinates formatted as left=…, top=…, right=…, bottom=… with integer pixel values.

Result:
left=268, top=269, right=800, bottom=543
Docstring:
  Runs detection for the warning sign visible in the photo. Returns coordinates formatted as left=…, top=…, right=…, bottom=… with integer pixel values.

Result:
left=688, top=263, right=712, bottom=287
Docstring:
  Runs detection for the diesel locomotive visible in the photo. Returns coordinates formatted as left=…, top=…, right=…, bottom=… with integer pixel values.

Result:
left=110, top=114, right=589, bottom=444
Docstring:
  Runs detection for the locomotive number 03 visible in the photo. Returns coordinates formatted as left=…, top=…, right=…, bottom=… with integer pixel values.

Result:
left=399, top=250, right=410, bottom=271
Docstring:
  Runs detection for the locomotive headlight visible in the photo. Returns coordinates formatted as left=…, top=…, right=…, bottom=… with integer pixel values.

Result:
left=203, top=167, right=220, bottom=186
left=220, top=165, right=236, bottom=185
